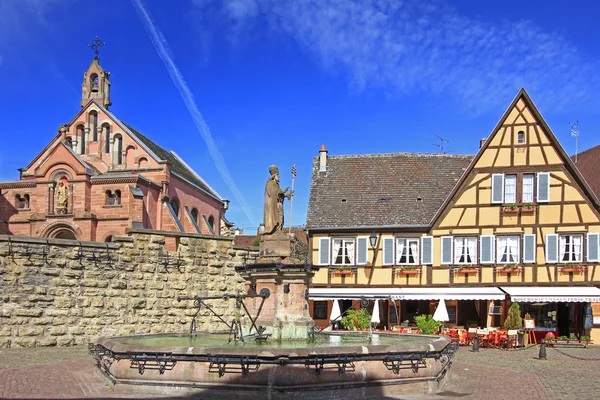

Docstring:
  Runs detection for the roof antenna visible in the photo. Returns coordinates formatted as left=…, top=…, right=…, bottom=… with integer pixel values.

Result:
left=570, top=121, right=579, bottom=165
left=432, top=132, right=449, bottom=154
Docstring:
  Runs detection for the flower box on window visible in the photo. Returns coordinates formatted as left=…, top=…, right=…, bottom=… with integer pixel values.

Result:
left=331, top=266, right=355, bottom=276
left=454, top=265, right=478, bottom=274
left=502, top=204, right=519, bottom=213
left=519, top=202, right=537, bottom=212
left=560, top=263, right=585, bottom=273
left=497, top=264, right=521, bottom=274
left=396, top=266, right=420, bottom=275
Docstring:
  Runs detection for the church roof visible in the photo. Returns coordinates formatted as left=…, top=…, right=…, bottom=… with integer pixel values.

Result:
left=306, top=152, right=473, bottom=229
left=120, top=122, right=223, bottom=201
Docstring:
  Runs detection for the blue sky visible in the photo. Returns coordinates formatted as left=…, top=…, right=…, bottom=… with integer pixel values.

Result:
left=1, top=0, right=599, bottom=232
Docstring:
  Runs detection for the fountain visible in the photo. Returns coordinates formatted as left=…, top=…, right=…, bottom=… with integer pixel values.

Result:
left=89, top=165, right=457, bottom=399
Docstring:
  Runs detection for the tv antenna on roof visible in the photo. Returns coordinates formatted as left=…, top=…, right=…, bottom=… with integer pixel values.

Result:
left=432, top=132, right=449, bottom=154
left=570, top=121, right=579, bottom=165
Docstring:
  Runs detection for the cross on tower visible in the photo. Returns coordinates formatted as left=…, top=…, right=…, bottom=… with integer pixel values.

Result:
left=88, top=36, right=105, bottom=60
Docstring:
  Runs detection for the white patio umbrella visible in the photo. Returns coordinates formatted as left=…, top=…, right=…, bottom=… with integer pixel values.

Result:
left=433, top=299, right=449, bottom=322
left=371, top=299, right=381, bottom=325
left=330, top=299, right=342, bottom=323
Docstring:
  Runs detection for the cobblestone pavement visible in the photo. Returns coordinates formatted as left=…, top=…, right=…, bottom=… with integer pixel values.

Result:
left=1, top=345, right=600, bottom=399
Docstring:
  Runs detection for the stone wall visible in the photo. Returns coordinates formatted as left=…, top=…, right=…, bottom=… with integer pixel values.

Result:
left=0, top=232, right=259, bottom=348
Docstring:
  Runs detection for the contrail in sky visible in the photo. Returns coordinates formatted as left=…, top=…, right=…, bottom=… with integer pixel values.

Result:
left=130, top=0, right=257, bottom=225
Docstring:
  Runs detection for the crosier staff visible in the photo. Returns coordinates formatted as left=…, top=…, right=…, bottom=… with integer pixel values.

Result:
left=289, top=165, right=296, bottom=234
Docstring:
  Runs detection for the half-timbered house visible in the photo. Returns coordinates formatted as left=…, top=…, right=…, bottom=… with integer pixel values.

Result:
left=306, top=89, right=600, bottom=342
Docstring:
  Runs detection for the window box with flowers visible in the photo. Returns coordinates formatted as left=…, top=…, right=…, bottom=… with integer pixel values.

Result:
left=454, top=264, right=479, bottom=274
left=560, top=263, right=585, bottom=273
left=497, top=264, right=521, bottom=274
left=331, top=265, right=355, bottom=276
left=396, top=265, right=421, bottom=275
left=519, top=202, right=537, bottom=212
left=502, top=203, right=519, bottom=213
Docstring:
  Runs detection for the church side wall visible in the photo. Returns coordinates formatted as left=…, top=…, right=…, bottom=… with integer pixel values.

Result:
left=0, top=233, right=258, bottom=348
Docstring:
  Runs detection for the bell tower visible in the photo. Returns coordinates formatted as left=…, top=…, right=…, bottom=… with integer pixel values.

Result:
left=81, top=37, right=112, bottom=108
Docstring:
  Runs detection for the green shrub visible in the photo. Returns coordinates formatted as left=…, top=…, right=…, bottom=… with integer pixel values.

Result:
left=414, top=314, right=442, bottom=334
left=503, top=302, right=523, bottom=330
left=340, top=308, right=371, bottom=331
left=252, top=237, right=260, bottom=247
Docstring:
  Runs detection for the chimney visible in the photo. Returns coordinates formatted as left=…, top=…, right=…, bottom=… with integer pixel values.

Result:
left=479, top=138, right=487, bottom=149
left=319, top=144, right=328, bottom=172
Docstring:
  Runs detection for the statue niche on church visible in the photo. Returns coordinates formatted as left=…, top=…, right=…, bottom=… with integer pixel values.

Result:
left=263, top=165, right=294, bottom=235
left=56, top=181, right=69, bottom=214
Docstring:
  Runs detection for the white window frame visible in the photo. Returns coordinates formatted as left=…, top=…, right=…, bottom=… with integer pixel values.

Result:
left=523, top=234, right=536, bottom=263
left=421, top=236, right=434, bottom=265
left=496, top=236, right=520, bottom=264
left=356, top=236, right=369, bottom=265
left=454, top=237, right=478, bottom=265
left=331, top=238, right=356, bottom=266
left=396, top=238, right=419, bottom=265
left=318, top=238, right=330, bottom=266
left=382, top=237, right=395, bottom=266
left=588, top=233, right=600, bottom=262
left=522, top=174, right=535, bottom=203
left=491, top=174, right=505, bottom=204
left=537, top=172, right=550, bottom=203
left=479, top=235, right=495, bottom=264
left=559, top=234, right=583, bottom=263
left=504, top=174, right=517, bottom=204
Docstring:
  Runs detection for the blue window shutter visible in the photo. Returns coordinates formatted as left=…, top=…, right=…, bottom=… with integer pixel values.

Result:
left=537, top=173, right=550, bottom=202
left=382, top=238, right=394, bottom=265
left=480, top=235, right=494, bottom=264
left=421, top=236, right=433, bottom=265
left=523, top=234, right=536, bottom=263
left=545, top=234, right=558, bottom=263
left=318, top=238, right=330, bottom=265
left=588, top=233, right=600, bottom=262
left=357, top=237, right=368, bottom=265
left=491, top=174, right=504, bottom=204
left=441, top=236, right=453, bottom=265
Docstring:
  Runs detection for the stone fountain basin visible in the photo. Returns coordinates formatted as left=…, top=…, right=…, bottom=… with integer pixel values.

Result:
left=93, top=332, right=454, bottom=399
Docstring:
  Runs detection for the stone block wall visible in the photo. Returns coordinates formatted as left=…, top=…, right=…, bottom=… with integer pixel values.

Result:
left=0, top=233, right=259, bottom=348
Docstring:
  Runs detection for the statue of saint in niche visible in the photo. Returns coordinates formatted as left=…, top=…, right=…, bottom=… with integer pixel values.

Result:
left=263, top=165, right=293, bottom=235
left=56, top=182, right=68, bottom=214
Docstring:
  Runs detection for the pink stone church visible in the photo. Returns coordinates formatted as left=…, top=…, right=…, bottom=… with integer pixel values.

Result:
left=0, top=50, right=232, bottom=242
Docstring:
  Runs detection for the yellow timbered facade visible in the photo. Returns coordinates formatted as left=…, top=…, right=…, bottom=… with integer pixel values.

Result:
left=306, top=89, right=600, bottom=341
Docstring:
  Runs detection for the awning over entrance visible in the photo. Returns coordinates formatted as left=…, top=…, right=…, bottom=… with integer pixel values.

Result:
left=307, top=287, right=505, bottom=301
left=307, top=288, right=403, bottom=300
left=500, top=286, right=600, bottom=303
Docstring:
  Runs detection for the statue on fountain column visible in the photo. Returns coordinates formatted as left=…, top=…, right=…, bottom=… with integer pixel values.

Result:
left=263, top=165, right=293, bottom=235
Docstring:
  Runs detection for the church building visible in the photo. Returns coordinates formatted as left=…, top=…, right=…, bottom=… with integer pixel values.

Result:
left=0, top=43, right=231, bottom=241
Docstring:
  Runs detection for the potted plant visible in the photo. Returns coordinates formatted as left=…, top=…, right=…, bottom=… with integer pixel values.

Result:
left=497, top=263, right=521, bottom=274
left=414, top=314, right=442, bottom=335
left=519, top=202, right=537, bottom=212
left=455, top=264, right=478, bottom=273
left=397, top=265, right=420, bottom=275
left=340, top=308, right=371, bottom=331
left=561, top=263, right=585, bottom=273
left=504, top=302, right=523, bottom=346
left=503, top=203, right=519, bottom=213
left=332, top=265, right=354, bottom=275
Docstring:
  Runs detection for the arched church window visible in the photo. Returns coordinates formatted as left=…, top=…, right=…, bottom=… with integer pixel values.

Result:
left=89, top=111, right=98, bottom=141
left=114, top=135, right=123, bottom=164
left=170, top=199, right=179, bottom=216
left=191, top=208, right=198, bottom=223
left=91, top=74, right=99, bottom=92
left=138, top=157, right=149, bottom=168
left=115, top=190, right=122, bottom=205
left=105, top=190, right=114, bottom=205
left=77, top=125, right=85, bottom=155
left=15, top=194, right=27, bottom=209
left=103, top=124, right=110, bottom=153
left=208, top=215, right=215, bottom=231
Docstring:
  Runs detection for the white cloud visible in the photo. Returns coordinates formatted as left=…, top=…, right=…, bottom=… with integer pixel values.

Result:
left=193, top=0, right=599, bottom=113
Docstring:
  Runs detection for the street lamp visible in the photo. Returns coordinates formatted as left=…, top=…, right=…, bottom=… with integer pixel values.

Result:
left=369, top=231, right=377, bottom=248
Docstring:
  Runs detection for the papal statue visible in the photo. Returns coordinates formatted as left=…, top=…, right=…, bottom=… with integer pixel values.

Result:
left=264, top=165, right=294, bottom=235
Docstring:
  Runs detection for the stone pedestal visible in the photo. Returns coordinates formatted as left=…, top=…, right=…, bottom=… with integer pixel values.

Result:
left=259, top=231, right=291, bottom=257
left=237, top=264, right=316, bottom=340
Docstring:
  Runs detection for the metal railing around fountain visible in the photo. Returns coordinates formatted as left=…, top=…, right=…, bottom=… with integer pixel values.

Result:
left=177, top=288, right=272, bottom=342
